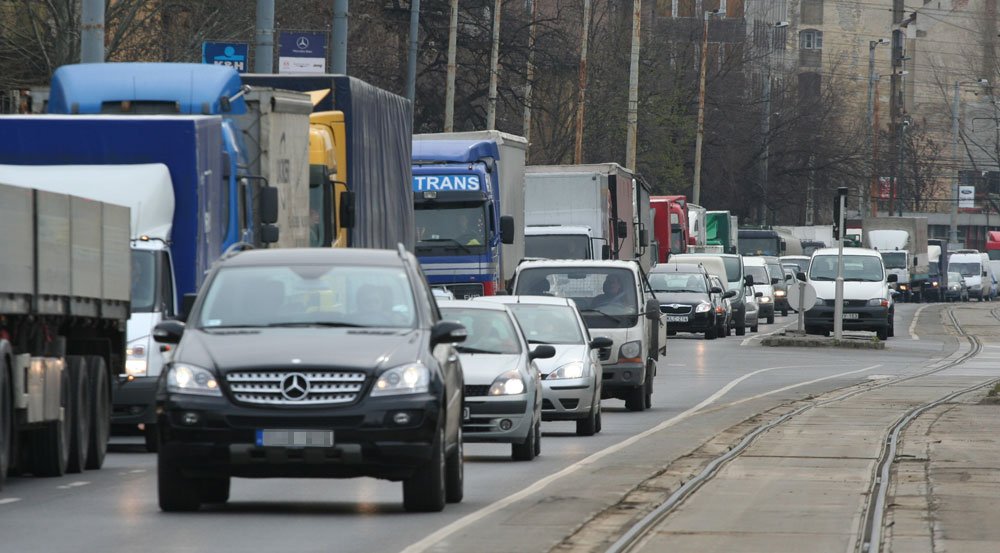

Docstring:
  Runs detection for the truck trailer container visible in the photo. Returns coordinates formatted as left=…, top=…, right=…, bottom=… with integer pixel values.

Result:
left=863, top=217, right=930, bottom=301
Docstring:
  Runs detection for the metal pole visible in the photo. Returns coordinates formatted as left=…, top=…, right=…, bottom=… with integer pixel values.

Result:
left=760, top=73, right=770, bottom=225
left=873, top=78, right=881, bottom=216
left=692, top=12, right=710, bottom=205
left=254, top=0, right=275, bottom=73
left=444, top=0, right=458, bottom=131
left=950, top=81, right=961, bottom=244
left=624, top=0, right=642, bottom=171
left=486, top=0, right=502, bottom=131
left=80, top=0, right=105, bottom=63
left=866, top=43, right=876, bottom=219
left=523, top=0, right=538, bottom=147
left=574, top=0, right=592, bottom=164
left=897, top=119, right=906, bottom=216
left=834, top=190, right=846, bottom=340
left=332, top=0, right=349, bottom=74
left=406, top=0, right=421, bottom=104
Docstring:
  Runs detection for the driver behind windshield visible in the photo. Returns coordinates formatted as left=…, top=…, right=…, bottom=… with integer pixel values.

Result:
left=594, top=273, right=631, bottom=309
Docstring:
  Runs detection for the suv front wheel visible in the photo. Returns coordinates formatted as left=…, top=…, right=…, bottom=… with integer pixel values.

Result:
left=403, top=426, right=447, bottom=512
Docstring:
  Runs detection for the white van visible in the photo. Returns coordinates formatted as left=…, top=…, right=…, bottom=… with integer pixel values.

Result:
left=949, top=252, right=990, bottom=301
left=804, top=247, right=896, bottom=339
left=981, top=253, right=997, bottom=300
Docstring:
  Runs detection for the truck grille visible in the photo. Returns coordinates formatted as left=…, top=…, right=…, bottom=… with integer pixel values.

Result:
left=225, top=370, right=367, bottom=406
left=660, top=304, right=693, bottom=315
left=446, top=283, right=484, bottom=299
left=464, top=384, right=491, bottom=397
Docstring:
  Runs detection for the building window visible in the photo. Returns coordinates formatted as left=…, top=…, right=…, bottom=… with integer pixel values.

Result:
left=800, top=30, right=823, bottom=50
left=801, top=0, right=824, bottom=24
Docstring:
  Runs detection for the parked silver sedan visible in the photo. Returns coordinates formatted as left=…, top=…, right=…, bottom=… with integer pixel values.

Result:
left=438, top=300, right=552, bottom=461
left=479, top=296, right=609, bottom=436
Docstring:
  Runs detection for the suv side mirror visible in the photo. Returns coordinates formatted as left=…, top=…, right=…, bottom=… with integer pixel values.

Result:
left=590, top=336, right=613, bottom=349
left=431, top=320, right=467, bottom=346
left=529, top=344, right=556, bottom=360
left=260, top=186, right=279, bottom=225
left=755, top=291, right=763, bottom=298
left=744, top=274, right=755, bottom=286
left=500, top=215, right=515, bottom=245
left=887, top=274, right=898, bottom=283
left=645, top=298, right=660, bottom=320
left=153, top=320, right=186, bottom=344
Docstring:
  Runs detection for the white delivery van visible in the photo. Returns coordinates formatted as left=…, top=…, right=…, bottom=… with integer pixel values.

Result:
left=803, top=247, right=897, bottom=339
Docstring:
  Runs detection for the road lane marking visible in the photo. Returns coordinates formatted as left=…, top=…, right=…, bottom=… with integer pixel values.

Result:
left=56, top=481, right=90, bottom=490
left=740, top=320, right=796, bottom=346
left=400, top=363, right=879, bottom=553
left=909, top=304, right=930, bottom=340
left=0, top=498, right=21, bottom=505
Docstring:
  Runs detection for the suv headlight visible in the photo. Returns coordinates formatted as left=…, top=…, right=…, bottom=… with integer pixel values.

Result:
left=694, top=302, right=712, bottom=313
left=166, top=364, right=221, bottom=396
left=371, top=362, right=430, bottom=397
left=867, top=298, right=889, bottom=307
left=489, top=370, right=526, bottom=395
left=125, top=338, right=149, bottom=377
left=619, top=340, right=642, bottom=360
left=549, top=361, right=587, bottom=380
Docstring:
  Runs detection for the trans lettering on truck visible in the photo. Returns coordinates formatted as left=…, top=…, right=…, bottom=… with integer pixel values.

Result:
left=413, top=175, right=481, bottom=192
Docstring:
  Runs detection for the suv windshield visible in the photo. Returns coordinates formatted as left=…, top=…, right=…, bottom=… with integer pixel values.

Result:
left=196, top=265, right=416, bottom=329
left=514, top=267, right=638, bottom=329
left=415, top=202, right=488, bottom=256
left=505, top=304, right=584, bottom=345
left=880, top=251, right=907, bottom=269
left=951, top=262, right=981, bottom=277
left=525, top=234, right=591, bottom=260
left=649, top=272, right=707, bottom=293
left=809, top=255, right=884, bottom=282
left=439, top=307, right=522, bottom=354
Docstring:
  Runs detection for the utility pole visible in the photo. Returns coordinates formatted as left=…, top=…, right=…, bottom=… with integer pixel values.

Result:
left=624, top=0, right=642, bottom=171
left=760, top=74, right=770, bottom=225
left=574, top=0, right=592, bottom=164
left=523, top=0, right=538, bottom=148
left=444, top=0, right=459, bottom=132
left=80, top=0, right=105, bottom=63
left=254, top=0, right=275, bottom=73
left=951, top=82, right=962, bottom=244
left=805, top=154, right=815, bottom=225
left=332, top=0, right=349, bottom=74
left=898, top=115, right=909, bottom=216
left=888, top=0, right=904, bottom=216
left=406, top=0, right=421, bottom=105
left=486, top=0, right=502, bottom=130
left=867, top=39, right=889, bottom=218
left=873, top=78, right=882, bottom=216
left=692, top=10, right=714, bottom=205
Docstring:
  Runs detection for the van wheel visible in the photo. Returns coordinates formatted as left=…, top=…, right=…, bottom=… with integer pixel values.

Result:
left=624, top=384, right=646, bottom=412
left=766, top=314, right=775, bottom=324
left=404, top=427, right=447, bottom=511
left=644, top=364, right=654, bottom=409
left=751, top=322, right=759, bottom=333
left=781, top=308, right=788, bottom=316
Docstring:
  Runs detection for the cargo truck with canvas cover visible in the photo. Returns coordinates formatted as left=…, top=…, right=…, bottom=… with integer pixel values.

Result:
left=410, top=134, right=524, bottom=297
left=0, top=181, right=129, bottom=488
left=862, top=217, right=929, bottom=301
left=241, top=73, right=414, bottom=251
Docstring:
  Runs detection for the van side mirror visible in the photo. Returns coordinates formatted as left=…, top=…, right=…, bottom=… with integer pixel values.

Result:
left=771, top=277, right=779, bottom=285
left=260, top=186, right=279, bottom=225
left=616, top=219, right=628, bottom=237
left=500, top=215, right=515, bottom=245
left=645, top=298, right=660, bottom=321
left=710, top=286, right=723, bottom=294
left=724, top=290, right=737, bottom=299
left=601, top=244, right=611, bottom=260
left=983, top=271, right=989, bottom=277
left=780, top=240, right=787, bottom=252
left=755, top=291, right=763, bottom=298
left=744, top=275, right=755, bottom=286
left=340, top=190, right=356, bottom=229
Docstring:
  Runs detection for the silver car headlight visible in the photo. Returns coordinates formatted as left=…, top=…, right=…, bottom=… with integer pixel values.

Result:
left=489, top=370, right=526, bottom=395
left=125, top=338, right=149, bottom=377
left=166, top=364, right=221, bottom=396
left=619, top=340, right=642, bottom=360
left=371, top=362, right=430, bottom=397
left=549, top=361, right=587, bottom=380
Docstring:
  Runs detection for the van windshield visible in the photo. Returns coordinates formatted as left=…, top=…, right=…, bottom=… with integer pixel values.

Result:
left=514, top=268, right=638, bottom=329
left=951, top=262, right=981, bottom=277
left=809, top=255, right=884, bottom=282
left=722, top=257, right=742, bottom=288
left=746, top=266, right=769, bottom=286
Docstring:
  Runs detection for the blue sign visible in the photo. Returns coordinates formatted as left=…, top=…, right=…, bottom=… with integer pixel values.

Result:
left=202, top=42, right=249, bottom=73
left=278, top=32, right=328, bottom=74
left=413, top=175, right=482, bottom=192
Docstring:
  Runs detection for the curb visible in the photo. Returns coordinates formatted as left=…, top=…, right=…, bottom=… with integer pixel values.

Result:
left=760, top=332, right=885, bottom=349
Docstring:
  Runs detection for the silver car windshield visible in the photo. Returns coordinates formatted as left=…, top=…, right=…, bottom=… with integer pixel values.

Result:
left=440, top=307, right=522, bottom=354
left=505, top=304, right=584, bottom=345
left=196, top=265, right=417, bottom=329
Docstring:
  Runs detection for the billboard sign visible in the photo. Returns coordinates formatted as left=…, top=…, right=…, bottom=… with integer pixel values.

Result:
left=202, top=42, right=249, bottom=73
left=278, top=32, right=328, bottom=74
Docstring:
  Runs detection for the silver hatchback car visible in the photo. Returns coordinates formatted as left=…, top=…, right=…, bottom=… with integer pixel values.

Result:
left=438, top=300, right=553, bottom=461
left=478, top=296, right=610, bottom=436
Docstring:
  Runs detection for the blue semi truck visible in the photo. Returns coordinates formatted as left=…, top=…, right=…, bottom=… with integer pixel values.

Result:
left=412, top=132, right=526, bottom=297
left=0, top=115, right=279, bottom=450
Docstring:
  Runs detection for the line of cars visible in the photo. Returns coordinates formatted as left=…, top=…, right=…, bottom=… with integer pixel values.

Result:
left=148, top=247, right=664, bottom=513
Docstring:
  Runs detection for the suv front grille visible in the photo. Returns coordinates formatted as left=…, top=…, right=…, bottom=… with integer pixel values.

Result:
left=464, top=384, right=491, bottom=397
left=226, top=370, right=367, bottom=406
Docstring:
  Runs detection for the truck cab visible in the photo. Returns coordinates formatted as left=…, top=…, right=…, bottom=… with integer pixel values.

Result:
left=738, top=228, right=785, bottom=257
left=651, top=196, right=689, bottom=262
left=412, top=139, right=514, bottom=298
left=524, top=224, right=609, bottom=260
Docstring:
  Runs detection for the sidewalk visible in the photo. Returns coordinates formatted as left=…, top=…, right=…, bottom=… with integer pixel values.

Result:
left=887, top=388, right=1000, bottom=553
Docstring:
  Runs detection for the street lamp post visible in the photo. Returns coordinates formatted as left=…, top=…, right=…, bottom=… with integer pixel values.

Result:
left=692, top=9, right=724, bottom=206
left=867, top=39, right=889, bottom=218
left=759, top=21, right=788, bottom=226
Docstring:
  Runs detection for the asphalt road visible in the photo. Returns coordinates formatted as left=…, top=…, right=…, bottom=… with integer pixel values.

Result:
left=0, top=303, right=957, bottom=553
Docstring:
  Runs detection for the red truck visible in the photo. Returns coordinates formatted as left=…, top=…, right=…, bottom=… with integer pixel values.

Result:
left=651, top=195, right=690, bottom=263
left=988, top=231, right=1000, bottom=261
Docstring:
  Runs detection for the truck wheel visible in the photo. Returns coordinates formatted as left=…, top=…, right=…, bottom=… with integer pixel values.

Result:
left=0, top=356, right=11, bottom=491
left=577, top=404, right=599, bottom=436
left=144, top=424, right=160, bottom=453
left=65, top=357, right=91, bottom=474
left=512, top=419, right=538, bottom=461
left=445, top=427, right=464, bottom=503
left=158, top=447, right=201, bottom=512
left=735, top=311, right=747, bottom=336
left=625, top=385, right=646, bottom=412
left=83, top=356, right=110, bottom=470
left=29, top=368, right=72, bottom=477
left=403, top=427, right=447, bottom=512
left=199, top=477, right=231, bottom=504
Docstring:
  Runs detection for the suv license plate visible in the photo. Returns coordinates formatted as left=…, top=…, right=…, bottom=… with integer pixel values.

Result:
left=463, top=407, right=471, bottom=421
left=256, top=429, right=334, bottom=448
left=666, top=315, right=688, bottom=323
left=842, top=313, right=859, bottom=319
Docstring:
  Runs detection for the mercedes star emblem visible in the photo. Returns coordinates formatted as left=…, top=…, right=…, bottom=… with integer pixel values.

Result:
left=280, top=372, right=310, bottom=401
left=296, top=36, right=310, bottom=49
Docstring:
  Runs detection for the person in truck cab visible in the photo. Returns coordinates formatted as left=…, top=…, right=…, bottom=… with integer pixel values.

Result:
left=594, top=273, right=630, bottom=309
left=456, top=211, right=484, bottom=246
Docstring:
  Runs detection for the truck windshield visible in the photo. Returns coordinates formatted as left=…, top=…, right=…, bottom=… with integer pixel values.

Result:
left=929, top=262, right=940, bottom=277
left=196, top=265, right=416, bottom=329
left=131, top=250, right=159, bottom=313
left=670, top=226, right=684, bottom=254
left=951, top=262, right=981, bottom=277
left=809, top=255, right=884, bottom=282
left=514, top=268, right=638, bottom=329
left=525, top=234, right=591, bottom=260
left=880, top=251, right=907, bottom=269
left=415, top=203, right=487, bottom=256
left=739, top=238, right=780, bottom=256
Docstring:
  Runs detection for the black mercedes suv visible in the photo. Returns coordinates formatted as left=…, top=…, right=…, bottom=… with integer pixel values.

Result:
left=152, top=246, right=467, bottom=512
